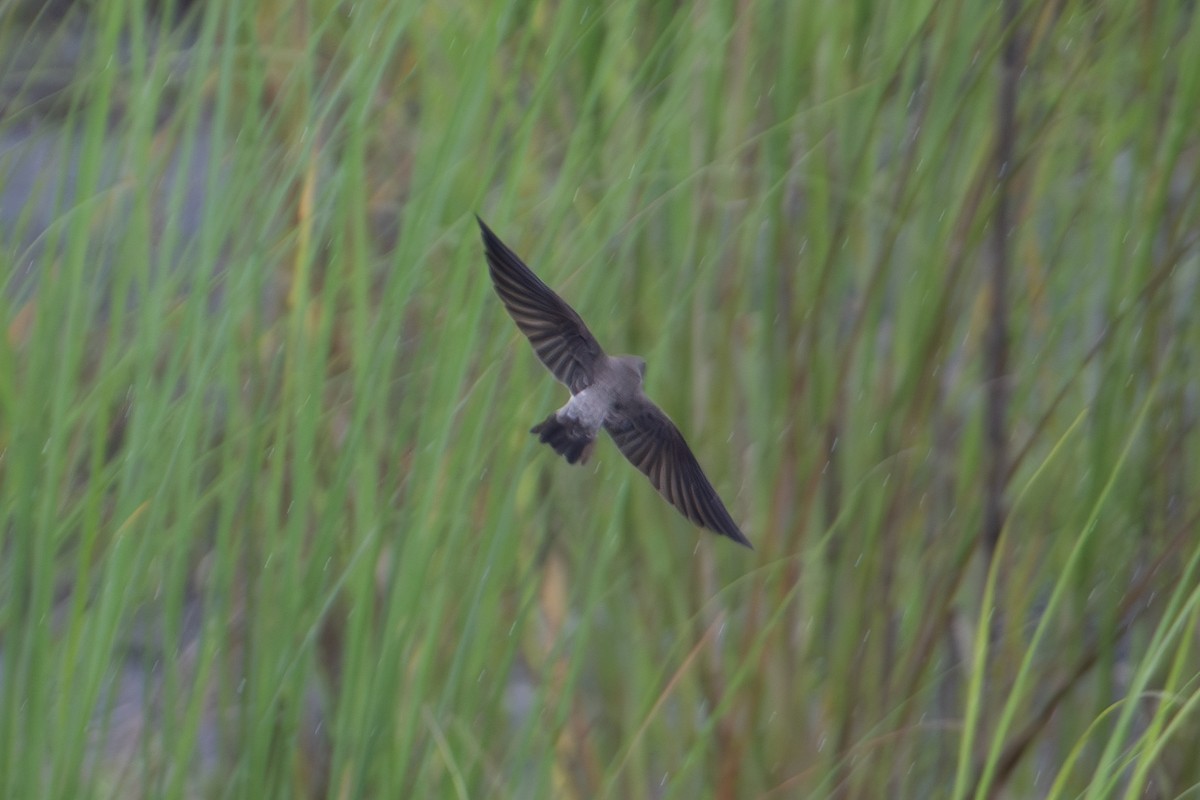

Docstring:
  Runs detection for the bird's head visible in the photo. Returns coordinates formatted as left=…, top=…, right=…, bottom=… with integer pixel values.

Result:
left=616, top=355, right=646, bottom=383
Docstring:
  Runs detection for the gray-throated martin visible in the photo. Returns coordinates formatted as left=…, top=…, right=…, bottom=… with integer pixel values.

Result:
left=478, top=217, right=751, bottom=549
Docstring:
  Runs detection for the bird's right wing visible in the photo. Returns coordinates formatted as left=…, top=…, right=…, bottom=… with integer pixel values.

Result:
left=478, top=218, right=605, bottom=394
left=604, top=398, right=752, bottom=548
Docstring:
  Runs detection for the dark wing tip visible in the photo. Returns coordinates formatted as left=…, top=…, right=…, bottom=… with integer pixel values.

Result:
left=698, top=488, right=753, bottom=549
left=476, top=215, right=501, bottom=250
left=717, top=520, right=753, bottom=549
left=476, top=216, right=538, bottom=287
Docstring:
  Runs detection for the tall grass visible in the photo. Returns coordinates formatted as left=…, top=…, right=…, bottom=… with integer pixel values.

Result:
left=1, top=0, right=1198, bottom=797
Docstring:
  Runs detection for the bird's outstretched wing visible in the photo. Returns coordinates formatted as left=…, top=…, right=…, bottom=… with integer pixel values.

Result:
left=478, top=218, right=605, bottom=394
left=604, top=397, right=751, bottom=548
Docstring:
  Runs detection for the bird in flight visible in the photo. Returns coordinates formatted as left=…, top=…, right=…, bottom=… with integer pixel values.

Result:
left=477, top=217, right=751, bottom=549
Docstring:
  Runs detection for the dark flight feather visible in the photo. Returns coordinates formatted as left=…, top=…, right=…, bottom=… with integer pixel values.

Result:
left=604, top=399, right=751, bottom=548
left=477, top=217, right=604, bottom=394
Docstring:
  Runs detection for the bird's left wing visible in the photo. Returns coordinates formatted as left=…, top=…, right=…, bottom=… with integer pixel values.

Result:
left=604, top=397, right=751, bottom=548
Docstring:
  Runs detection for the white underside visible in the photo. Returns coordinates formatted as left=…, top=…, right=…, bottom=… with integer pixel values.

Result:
left=559, top=388, right=608, bottom=433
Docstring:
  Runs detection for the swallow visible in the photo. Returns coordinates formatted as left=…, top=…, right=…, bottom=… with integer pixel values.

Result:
left=477, top=216, right=751, bottom=549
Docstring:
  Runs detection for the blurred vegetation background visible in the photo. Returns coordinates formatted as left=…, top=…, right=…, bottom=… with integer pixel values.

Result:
left=1, top=0, right=1199, bottom=797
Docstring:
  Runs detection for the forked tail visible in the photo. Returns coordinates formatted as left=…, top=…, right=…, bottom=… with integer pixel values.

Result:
left=530, top=414, right=596, bottom=465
